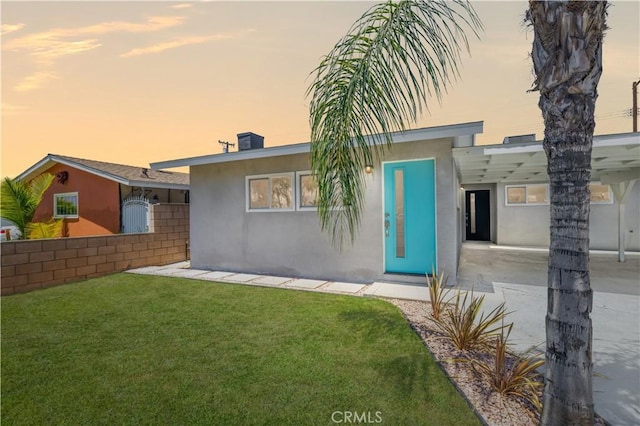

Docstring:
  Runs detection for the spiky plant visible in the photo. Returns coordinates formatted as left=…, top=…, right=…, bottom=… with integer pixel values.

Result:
left=435, top=289, right=509, bottom=351
left=427, top=269, right=452, bottom=321
left=467, top=323, right=544, bottom=411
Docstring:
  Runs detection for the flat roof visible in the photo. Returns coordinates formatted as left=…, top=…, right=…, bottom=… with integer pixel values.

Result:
left=453, top=132, right=640, bottom=184
left=150, top=121, right=484, bottom=170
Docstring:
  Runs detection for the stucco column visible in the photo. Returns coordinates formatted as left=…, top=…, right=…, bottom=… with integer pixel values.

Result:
left=617, top=194, right=625, bottom=262
left=610, top=179, right=638, bottom=262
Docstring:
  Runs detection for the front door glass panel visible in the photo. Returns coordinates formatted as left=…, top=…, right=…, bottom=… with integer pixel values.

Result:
left=395, top=169, right=405, bottom=258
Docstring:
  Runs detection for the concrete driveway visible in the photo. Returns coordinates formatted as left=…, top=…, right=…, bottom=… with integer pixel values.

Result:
left=457, top=243, right=640, bottom=425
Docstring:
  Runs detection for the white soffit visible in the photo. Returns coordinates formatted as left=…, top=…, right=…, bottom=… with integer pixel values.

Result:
left=453, top=132, right=640, bottom=184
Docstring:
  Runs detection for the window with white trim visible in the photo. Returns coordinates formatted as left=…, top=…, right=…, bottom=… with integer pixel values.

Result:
left=54, top=192, right=79, bottom=218
left=296, top=171, right=319, bottom=210
left=246, top=173, right=294, bottom=211
left=589, top=182, right=613, bottom=204
left=505, top=184, right=548, bottom=205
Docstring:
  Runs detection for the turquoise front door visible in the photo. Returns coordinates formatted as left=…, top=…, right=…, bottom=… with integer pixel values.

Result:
left=383, top=159, right=436, bottom=274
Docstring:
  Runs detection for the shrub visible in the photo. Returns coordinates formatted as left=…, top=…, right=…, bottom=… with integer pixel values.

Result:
left=467, top=323, right=544, bottom=410
left=427, top=269, right=452, bottom=321
left=435, top=289, right=508, bottom=351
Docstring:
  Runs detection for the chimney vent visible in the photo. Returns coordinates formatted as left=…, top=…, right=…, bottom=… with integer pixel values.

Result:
left=502, top=134, right=536, bottom=144
left=237, top=132, right=264, bottom=151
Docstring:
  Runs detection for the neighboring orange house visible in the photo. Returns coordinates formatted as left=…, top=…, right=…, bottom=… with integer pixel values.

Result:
left=17, top=154, right=189, bottom=237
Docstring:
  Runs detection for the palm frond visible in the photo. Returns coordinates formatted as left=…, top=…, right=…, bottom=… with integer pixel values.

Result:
left=29, top=173, right=55, bottom=206
left=307, top=0, right=481, bottom=247
left=26, top=219, right=63, bottom=240
left=1, top=174, right=55, bottom=239
left=1, top=178, right=32, bottom=237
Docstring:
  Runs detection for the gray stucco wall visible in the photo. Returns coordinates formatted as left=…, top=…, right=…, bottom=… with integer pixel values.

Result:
left=495, top=181, right=640, bottom=251
left=189, top=138, right=459, bottom=284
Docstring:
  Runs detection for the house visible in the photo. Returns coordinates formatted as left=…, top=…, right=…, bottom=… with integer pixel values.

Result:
left=16, top=154, right=189, bottom=237
left=151, top=123, right=639, bottom=284
left=152, top=122, right=480, bottom=284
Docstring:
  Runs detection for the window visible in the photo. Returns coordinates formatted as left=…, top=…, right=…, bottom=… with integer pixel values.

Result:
left=505, top=184, right=548, bottom=206
left=506, top=186, right=526, bottom=204
left=296, top=171, right=319, bottom=210
left=506, top=183, right=612, bottom=206
left=590, top=183, right=612, bottom=204
left=246, top=173, right=294, bottom=211
left=54, top=192, right=78, bottom=218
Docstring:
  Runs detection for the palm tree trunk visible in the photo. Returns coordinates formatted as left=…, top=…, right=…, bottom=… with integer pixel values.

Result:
left=541, top=94, right=594, bottom=425
left=528, top=1, right=608, bottom=424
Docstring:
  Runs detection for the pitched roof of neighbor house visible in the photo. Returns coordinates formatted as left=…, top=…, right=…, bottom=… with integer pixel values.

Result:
left=150, top=121, right=484, bottom=170
left=17, top=154, right=189, bottom=190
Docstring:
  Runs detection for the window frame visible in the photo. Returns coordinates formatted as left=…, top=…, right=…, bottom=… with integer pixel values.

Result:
left=245, top=173, right=295, bottom=212
left=504, top=184, right=549, bottom=206
left=295, top=171, right=319, bottom=211
left=53, top=192, right=79, bottom=218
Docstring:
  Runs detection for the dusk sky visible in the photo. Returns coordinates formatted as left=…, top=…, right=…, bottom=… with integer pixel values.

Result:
left=2, top=1, right=639, bottom=178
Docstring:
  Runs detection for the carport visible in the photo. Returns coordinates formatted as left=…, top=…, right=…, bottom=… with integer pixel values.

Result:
left=453, top=132, right=640, bottom=260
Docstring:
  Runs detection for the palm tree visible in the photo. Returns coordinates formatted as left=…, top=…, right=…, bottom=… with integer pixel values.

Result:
left=307, top=0, right=481, bottom=248
left=527, top=2, right=608, bottom=424
left=1, top=174, right=62, bottom=240
left=309, top=0, right=607, bottom=423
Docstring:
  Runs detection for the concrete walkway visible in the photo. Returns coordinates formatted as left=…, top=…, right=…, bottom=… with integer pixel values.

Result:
left=126, top=261, right=437, bottom=300
left=127, top=245, right=640, bottom=425
left=457, top=243, right=640, bottom=425
left=127, top=262, right=372, bottom=296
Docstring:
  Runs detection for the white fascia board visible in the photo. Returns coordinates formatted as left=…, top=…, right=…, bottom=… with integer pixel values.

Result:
left=484, top=143, right=543, bottom=156
left=386, top=121, right=483, bottom=144
left=592, top=133, right=639, bottom=148
left=15, top=156, right=55, bottom=181
left=128, top=181, right=190, bottom=190
left=482, top=132, right=639, bottom=157
left=150, top=121, right=484, bottom=170
left=458, top=132, right=638, bottom=160
left=150, top=143, right=311, bottom=170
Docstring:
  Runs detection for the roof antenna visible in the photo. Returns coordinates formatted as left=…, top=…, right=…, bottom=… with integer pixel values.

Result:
left=219, top=140, right=235, bottom=153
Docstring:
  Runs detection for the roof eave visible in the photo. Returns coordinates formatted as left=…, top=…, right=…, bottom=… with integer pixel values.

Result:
left=15, top=156, right=55, bottom=181
left=16, top=155, right=130, bottom=185
left=127, top=181, right=190, bottom=190
left=151, top=121, right=484, bottom=170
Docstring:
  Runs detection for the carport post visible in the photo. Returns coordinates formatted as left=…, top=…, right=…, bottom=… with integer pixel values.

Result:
left=617, top=194, right=625, bottom=262
left=610, top=180, right=637, bottom=262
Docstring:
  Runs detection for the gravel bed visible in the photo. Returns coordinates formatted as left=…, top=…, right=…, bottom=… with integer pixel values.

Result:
left=386, top=298, right=542, bottom=426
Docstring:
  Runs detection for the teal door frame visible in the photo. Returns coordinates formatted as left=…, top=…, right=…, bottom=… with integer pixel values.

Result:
left=382, top=158, right=437, bottom=275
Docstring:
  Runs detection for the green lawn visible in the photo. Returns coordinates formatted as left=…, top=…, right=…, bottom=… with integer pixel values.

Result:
left=1, top=274, right=480, bottom=425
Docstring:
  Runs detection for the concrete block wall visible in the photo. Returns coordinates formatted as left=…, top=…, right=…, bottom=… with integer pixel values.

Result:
left=0, top=204, right=189, bottom=296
